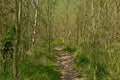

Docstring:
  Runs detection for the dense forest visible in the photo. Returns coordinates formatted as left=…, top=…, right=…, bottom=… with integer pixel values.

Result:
left=0, top=0, right=120, bottom=80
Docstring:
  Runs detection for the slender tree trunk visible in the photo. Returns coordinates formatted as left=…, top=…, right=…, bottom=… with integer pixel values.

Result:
left=19, top=0, right=22, bottom=59
left=113, top=1, right=117, bottom=43
left=32, top=0, right=38, bottom=47
left=47, top=0, right=53, bottom=54
left=13, top=0, right=21, bottom=79
left=47, top=0, right=51, bottom=54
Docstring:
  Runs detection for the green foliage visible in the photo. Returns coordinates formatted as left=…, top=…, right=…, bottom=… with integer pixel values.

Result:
left=1, top=27, right=15, bottom=59
left=96, top=63, right=108, bottom=80
left=20, top=49, right=60, bottom=80
left=62, top=45, right=76, bottom=53
left=73, top=43, right=112, bottom=80
left=76, top=55, right=90, bottom=68
left=1, top=0, right=120, bottom=80
left=0, top=57, right=60, bottom=80
left=1, top=38, right=13, bottom=54
left=51, top=39, right=63, bottom=46
left=19, top=59, right=60, bottom=80
left=0, top=47, right=60, bottom=80
left=0, top=62, right=13, bottom=80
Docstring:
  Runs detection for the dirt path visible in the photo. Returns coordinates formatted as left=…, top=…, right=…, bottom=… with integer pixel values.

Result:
left=54, top=46, right=79, bottom=80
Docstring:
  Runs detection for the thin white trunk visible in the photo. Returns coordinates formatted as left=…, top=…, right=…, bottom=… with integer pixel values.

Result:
left=32, top=0, right=38, bottom=46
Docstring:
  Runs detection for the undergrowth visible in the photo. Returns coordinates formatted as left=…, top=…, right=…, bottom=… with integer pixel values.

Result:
left=0, top=43, right=60, bottom=80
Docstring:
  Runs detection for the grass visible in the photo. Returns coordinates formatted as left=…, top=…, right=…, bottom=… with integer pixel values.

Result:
left=73, top=42, right=120, bottom=80
left=1, top=39, right=120, bottom=80
left=0, top=43, right=60, bottom=80
left=62, top=45, right=77, bottom=53
left=18, top=58, right=60, bottom=80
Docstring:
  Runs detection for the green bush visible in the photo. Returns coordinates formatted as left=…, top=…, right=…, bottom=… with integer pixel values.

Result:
left=96, top=63, right=108, bottom=80
left=62, top=45, right=76, bottom=53
left=76, top=55, right=90, bottom=68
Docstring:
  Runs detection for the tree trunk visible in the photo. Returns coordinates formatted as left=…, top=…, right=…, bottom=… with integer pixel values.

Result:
left=13, top=0, right=21, bottom=79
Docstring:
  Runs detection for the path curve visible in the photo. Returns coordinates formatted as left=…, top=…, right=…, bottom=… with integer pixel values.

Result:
left=54, top=46, right=79, bottom=80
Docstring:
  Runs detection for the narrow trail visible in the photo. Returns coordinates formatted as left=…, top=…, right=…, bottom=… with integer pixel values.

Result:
left=54, top=46, right=79, bottom=80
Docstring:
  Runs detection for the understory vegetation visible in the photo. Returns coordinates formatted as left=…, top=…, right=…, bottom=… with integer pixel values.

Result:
left=0, top=0, right=120, bottom=80
left=62, top=42, right=120, bottom=80
left=0, top=41, right=60, bottom=80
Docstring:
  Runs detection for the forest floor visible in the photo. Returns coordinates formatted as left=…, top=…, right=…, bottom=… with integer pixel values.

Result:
left=54, top=46, right=80, bottom=80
